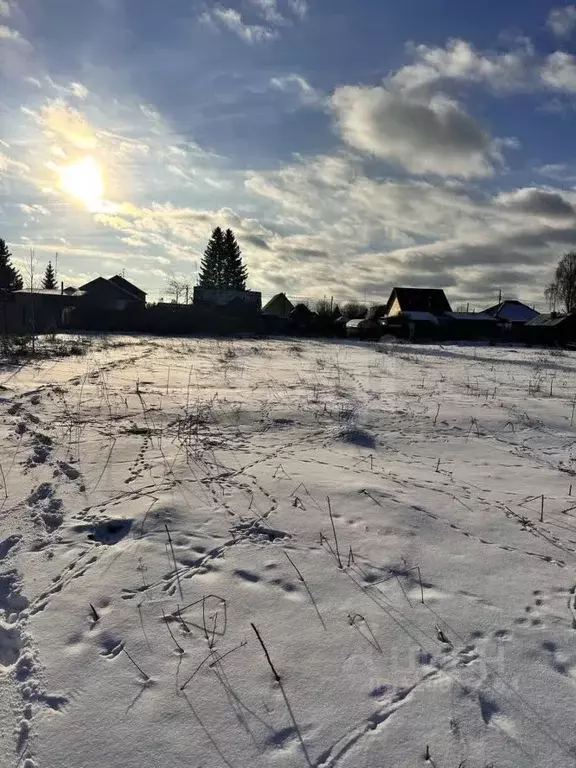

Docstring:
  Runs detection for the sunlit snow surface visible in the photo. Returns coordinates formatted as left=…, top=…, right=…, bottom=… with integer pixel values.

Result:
left=1, top=335, right=576, bottom=768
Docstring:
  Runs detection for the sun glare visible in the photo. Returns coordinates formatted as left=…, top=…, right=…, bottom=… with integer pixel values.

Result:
left=57, top=157, right=104, bottom=211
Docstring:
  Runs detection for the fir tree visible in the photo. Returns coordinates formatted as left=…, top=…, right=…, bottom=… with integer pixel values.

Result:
left=198, top=227, right=226, bottom=289
left=0, top=239, right=23, bottom=292
left=221, top=229, right=248, bottom=290
left=42, top=261, right=57, bottom=290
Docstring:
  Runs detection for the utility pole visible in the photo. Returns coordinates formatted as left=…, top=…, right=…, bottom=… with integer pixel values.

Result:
left=55, top=252, right=59, bottom=281
left=498, top=288, right=502, bottom=304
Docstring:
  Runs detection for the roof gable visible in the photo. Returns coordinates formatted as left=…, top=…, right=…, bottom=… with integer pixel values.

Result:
left=80, top=276, right=143, bottom=300
left=385, top=287, right=452, bottom=315
left=263, top=293, right=294, bottom=313
left=483, top=300, right=538, bottom=322
left=109, top=275, right=146, bottom=300
left=526, top=312, right=571, bottom=327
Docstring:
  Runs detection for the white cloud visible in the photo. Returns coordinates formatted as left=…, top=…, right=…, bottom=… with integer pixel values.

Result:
left=0, top=24, right=24, bottom=41
left=541, top=51, right=576, bottom=92
left=322, top=37, right=576, bottom=182
left=548, top=5, right=576, bottom=38
left=495, top=187, right=576, bottom=219
left=245, top=150, right=576, bottom=305
left=19, top=203, right=51, bottom=218
left=270, top=74, right=323, bottom=106
left=331, top=85, right=499, bottom=178
left=390, top=39, right=532, bottom=94
left=0, top=1, right=11, bottom=17
left=251, top=0, right=284, bottom=25
left=538, top=163, right=576, bottom=182
left=288, top=0, right=308, bottom=19
left=201, top=0, right=308, bottom=43
left=70, top=82, right=89, bottom=100
left=388, top=37, right=576, bottom=96
left=200, top=7, right=278, bottom=43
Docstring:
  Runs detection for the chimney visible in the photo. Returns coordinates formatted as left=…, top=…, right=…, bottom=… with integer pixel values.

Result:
left=61, top=281, right=64, bottom=295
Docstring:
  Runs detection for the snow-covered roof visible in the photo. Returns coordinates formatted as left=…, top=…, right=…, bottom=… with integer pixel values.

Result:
left=483, top=300, right=538, bottom=323
left=14, top=289, right=86, bottom=297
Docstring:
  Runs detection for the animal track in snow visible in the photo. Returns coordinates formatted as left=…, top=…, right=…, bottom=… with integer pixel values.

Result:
left=99, top=635, right=125, bottom=659
left=57, top=461, right=81, bottom=481
left=26, top=432, right=53, bottom=466
left=27, top=483, right=64, bottom=531
left=0, top=535, right=21, bottom=561
left=0, top=570, right=29, bottom=614
left=0, top=621, right=22, bottom=667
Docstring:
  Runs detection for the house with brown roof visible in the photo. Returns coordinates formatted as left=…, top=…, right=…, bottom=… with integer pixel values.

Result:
left=108, top=275, right=147, bottom=304
left=262, top=293, right=295, bottom=319
left=79, top=276, right=147, bottom=311
left=384, top=287, right=452, bottom=317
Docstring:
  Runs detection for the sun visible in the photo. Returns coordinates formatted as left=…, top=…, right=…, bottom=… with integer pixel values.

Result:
left=57, top=157, right=104, bottom=212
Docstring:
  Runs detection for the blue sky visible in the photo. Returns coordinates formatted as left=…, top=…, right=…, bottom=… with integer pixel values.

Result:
left=2, top=0, right=576, bottom=307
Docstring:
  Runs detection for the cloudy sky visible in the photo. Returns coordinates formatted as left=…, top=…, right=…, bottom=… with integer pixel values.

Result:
left=2, top=1, right=576, bottom=307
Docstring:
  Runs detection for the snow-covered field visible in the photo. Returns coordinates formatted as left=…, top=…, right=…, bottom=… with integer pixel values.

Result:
left=2, top=335, right=576, bottom=768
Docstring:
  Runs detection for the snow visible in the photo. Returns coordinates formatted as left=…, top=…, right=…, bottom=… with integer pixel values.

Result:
left=2, top=335, right=576, bottom=768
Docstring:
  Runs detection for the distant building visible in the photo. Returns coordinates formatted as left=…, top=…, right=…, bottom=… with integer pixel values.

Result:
left=441, top=312, right=500, bottom=341
left=3, top=287, right=85, bottom=334
left=80, top=276, right=147, bottom=311
left=193, top=287, right=262, bottom=312
left=108, top=275, right=147, bottom=304
left=380, top=312, right=440, bottom=340
left=483, top=300, right=538, bottom=325
left=525, top=312, right=576, bottom=346
left=290, top=303, right=316, bottom=331
left=262, top=293, right=294, bottom=318
left=384, top=287, right=452, bottom=316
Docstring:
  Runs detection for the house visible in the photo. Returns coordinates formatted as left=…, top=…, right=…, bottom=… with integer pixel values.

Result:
left=2, top=287, right=85, bottom=334
left=193, top=287, right=262, bottom=312
left=380, top=312, right=440, bottom=340
left=483, top=299, right=538, bottom=325
left=384, top=287, right=452, bottom=316
left=262, top=293, right=294, bottom=319
left=441, top=312, right=500, bottom=341
left=290, top=303, right=316, bottom=332
left=524, top=312, right=576, bottom=346
left=108, top=275, right=147, bottom=304
left=79, top=276, right=146, bottom=311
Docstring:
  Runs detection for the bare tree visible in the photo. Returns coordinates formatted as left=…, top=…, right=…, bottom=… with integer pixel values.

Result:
left=342, top=301, right=368, bottom=319
left=165, top=277, right=191, bottom=304
left=315, top=299, right=333, bottom=317
left=545, top=252, right=576, bottom=312
left=25, top=249, right=36, bottom=353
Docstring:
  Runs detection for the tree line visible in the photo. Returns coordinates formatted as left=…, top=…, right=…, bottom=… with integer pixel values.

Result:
left=165, top=227, right=248, bottom=303
left=0, top=239, right=58, bottom=292
left=4, top=229, right=576, bottom=314
left=0, top=228, right=249, bottom=304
